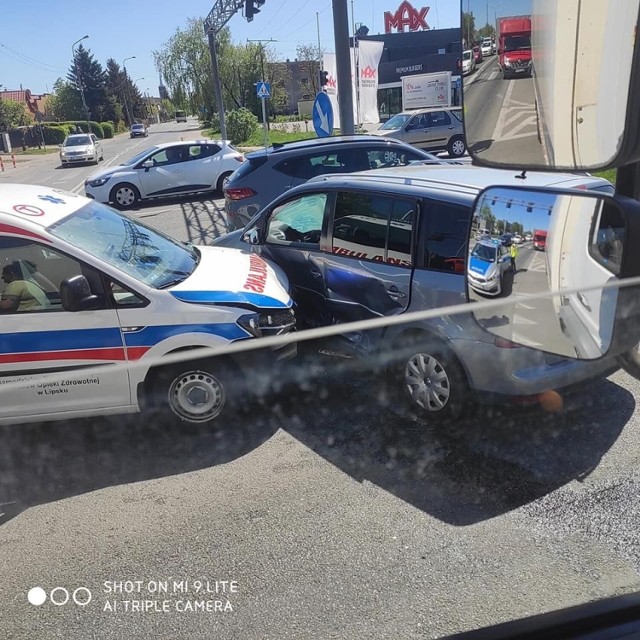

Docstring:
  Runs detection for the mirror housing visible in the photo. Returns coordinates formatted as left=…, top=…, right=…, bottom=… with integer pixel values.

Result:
left=464, top=2, right=640, bottom=171
left=242, top=227, right=261, bottom=245
left=60, top=275, right=102, bottom=312
left=141, top=159, right=154, bottom=169
left=467, top=186, right=640, bottom=360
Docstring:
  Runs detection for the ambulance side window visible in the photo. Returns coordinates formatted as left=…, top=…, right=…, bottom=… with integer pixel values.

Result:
left=0, top=237, right=103, bottom=313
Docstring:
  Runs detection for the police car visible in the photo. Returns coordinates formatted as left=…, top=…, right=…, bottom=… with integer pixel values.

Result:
left=0, top=184, right=296, bottom=427
left=467, top=238, right=512, bottom=296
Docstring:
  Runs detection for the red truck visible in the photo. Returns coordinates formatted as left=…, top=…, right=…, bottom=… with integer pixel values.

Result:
left=533, top=229, right=547, bottom=251
left=496, top=15, right=532, bottom=79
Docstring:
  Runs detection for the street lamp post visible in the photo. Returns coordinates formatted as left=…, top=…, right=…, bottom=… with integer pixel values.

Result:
left=71, top=35, right=91, bottom=134
left=122, top=56, right=136, bottom=126
left=131, top=77, right=144, bottom=121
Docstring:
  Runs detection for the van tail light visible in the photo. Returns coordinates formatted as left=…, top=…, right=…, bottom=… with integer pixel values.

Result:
left=493, top=336, right=522, bottom=349
left=233, top=155, right=245, bottom=162
left=224, top=187, right=257, bottom=200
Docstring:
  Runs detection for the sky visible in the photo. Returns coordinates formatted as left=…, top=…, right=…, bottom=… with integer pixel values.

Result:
left=466, top=0, right=531, bottom=26
left=478, top=188, right=556, bottom=233
left=0, top=0, right=461, bottom=96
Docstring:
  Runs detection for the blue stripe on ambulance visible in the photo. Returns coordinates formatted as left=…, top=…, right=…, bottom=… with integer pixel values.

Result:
left=170, top=290, right=292, bottom=309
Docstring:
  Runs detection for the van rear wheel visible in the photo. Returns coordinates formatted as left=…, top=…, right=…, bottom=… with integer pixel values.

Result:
left=389, top=335, right=468, bottom=425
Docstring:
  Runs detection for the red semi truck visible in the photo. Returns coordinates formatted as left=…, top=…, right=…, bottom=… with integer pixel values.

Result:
left=497, top=15, right=532, bottom=79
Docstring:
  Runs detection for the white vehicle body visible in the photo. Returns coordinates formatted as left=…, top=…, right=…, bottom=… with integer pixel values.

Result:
left=531, top=0, right=639, bottom=166
left=0, top=184, right=295, bottom=426
left=546, top=193, right=617, bottom=358
left=462, top=50, right=475, bottom=75
left=481, top=38, right=493, bottom=56
left=84, top=140, right=244, bottom=209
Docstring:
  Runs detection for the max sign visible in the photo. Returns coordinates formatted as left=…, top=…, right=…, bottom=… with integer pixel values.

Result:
left=384, top=1, right=430, bottom=33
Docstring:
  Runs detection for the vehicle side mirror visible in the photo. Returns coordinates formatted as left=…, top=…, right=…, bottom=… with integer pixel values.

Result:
left=467, top=186, right=640, bottom=360
left=60, top=275, right=102, bottom=312
left=242, top=227, right=261, bottom=245
left=141, top=160, right=154, bottom=170
left=464, top=3, right=640, bottom=170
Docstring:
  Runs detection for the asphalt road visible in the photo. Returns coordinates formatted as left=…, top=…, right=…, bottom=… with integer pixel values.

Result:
left=471, top=242, right=577, bottom=356
left=463, top=55, right=546, bottom=167
left=1, top=121, right=640, bottom=639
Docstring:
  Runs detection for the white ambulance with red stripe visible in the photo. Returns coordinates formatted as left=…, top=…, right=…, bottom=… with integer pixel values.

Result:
left=0, top=184, right=296, bottom=427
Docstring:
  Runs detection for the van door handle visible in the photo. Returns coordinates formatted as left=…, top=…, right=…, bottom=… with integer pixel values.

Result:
left=311, top=270, right=322, bottom=278
left=387, top=285, right=406, bottom=298
left=577, top=292, right=591, bottom=312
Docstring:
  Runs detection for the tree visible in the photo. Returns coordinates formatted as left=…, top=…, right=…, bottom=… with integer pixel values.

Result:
left=477, top=24, right=496, bottom=39
left=0, top=99, right=29, bottom=130
left=296, top=43, right=322, bottom=97
left=154, top=18, right=216, bottom=120
left=480, top=205, right=496, bottom=233
left=462, top=12, right=476, bottom=47
left=47, top=78, right=84, bottom=121
left=68, top=44, right=108, bottom=121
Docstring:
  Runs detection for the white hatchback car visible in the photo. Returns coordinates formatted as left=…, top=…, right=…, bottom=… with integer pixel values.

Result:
left=60, top=133, right=104, bottom=166
left=84, top=140, right=245, bottom=209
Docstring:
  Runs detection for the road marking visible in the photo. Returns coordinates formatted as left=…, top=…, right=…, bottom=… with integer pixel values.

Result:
left=492, top=80, right=516, bottom=141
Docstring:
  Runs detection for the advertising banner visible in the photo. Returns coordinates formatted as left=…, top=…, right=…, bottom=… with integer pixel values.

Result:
left=401, top=71, right=452, bottom=110
left=357, top=40, right=385, bottom=124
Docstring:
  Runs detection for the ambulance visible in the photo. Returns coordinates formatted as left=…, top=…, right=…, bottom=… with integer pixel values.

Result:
left=0, top=184, right=296, bottom=427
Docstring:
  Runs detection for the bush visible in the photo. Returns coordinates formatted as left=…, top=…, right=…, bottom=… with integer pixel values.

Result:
left=41, top=125, right=71, bottom=145
left=64, top=121, right=105, bottom=138
left=226, top=108, right=258, bottom=145
left=100, top=122, right=114, bottom=138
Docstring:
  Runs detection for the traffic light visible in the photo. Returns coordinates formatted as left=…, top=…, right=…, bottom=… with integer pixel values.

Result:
left=245, top=0, right=265, bottom=22
left=320, top=70, right=329, bottom=86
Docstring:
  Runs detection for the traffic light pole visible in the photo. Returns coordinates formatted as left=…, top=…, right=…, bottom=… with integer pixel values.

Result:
left=207, top=29, right=227, bottom=140
left=332, top=0, right=355, bottom=135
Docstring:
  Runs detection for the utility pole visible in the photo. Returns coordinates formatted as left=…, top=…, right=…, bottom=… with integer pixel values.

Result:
left=71, top=35, right=91, bottom=135
left=247, top=38, right=276, bottom=134
left=206, top=29, right=227, bottom=139
left=122, top=56, right=136, bottom=126
left=332, top=0, right=355, bottom=135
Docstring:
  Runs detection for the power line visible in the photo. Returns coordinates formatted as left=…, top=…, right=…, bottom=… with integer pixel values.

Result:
left=0, top=43, right=66, bottom=74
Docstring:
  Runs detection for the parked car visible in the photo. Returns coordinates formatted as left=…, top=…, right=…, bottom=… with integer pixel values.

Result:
left=59, top=133, right=104, bottom=166
left=462, top=49, right=476, bottom=75
left=223, top=135, right=450, bottom=232
left=213, top=164, right=615, bottom=424
left=130, top=123, right=148, bottom=138
left=370, top=107, right=466, bottom=158
left=0, top=183, right=296, bottom=428
left=467, top=239, right=512, bottom=297
left=84, top=140, right=244, bottom=209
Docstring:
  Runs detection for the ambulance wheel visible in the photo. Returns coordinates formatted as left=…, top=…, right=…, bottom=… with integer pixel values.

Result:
left=147, top=358, right=243, bottom=428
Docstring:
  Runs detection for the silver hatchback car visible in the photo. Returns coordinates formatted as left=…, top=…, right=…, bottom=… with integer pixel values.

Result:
left=370, top=107, right=466, bottom=157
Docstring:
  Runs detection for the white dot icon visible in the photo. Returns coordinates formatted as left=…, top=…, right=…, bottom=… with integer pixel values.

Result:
left=28, top=587, right=47, bottom=606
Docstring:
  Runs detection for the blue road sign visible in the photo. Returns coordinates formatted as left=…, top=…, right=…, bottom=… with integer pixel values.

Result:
left=313, top=92, right=334, bottom=138
left=256, top=82, right=271, bottom=98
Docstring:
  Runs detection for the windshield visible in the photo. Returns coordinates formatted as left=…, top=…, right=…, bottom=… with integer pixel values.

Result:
left=471, top=242, right=497, bottom=262
left=64, top=135, right=91, bottom=146
left=121, top=146, right=158, bottom=166
left=463, top=50, right=472, bottom=60
left=380, top=113, right=411, bottom=130
left=47, top=200, right=199, bottom=288
left=504, top=35, right=531, bottom=52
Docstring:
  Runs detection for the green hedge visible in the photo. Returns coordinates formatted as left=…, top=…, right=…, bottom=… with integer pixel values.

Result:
left=226, top=108, right=258, bottom=146
left=63, top=121, right=105, bottom=138
left=100, top=122, right=114, bottom=138
left=41, top=125, right=72, bottom=145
